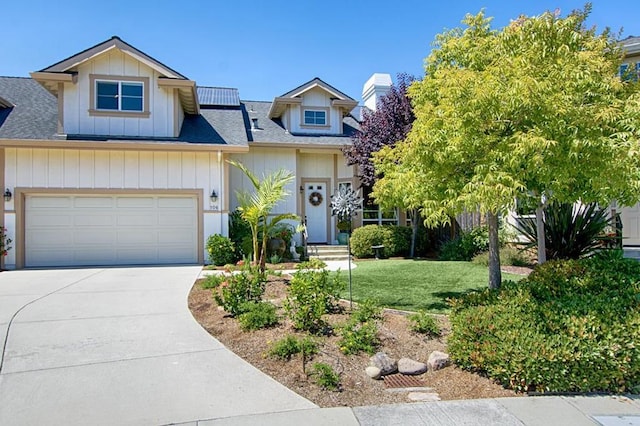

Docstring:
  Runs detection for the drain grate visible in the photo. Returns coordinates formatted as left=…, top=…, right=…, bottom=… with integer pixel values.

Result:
left=383, top=374, right=426, bottom=389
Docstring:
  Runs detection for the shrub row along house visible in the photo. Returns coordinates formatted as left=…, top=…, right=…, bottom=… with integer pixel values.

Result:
left=1, top=36, right=639, bottom=269
left=0, top=37, right=401, bottom=269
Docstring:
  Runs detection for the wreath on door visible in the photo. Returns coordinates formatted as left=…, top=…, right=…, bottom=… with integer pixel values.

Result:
left=309, top=191, right=323, bottom=206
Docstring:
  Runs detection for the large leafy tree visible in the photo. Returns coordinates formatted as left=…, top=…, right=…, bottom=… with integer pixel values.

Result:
left=374, top=6, right=640, bottom=288
left=229, top=160, right=298, bottom=272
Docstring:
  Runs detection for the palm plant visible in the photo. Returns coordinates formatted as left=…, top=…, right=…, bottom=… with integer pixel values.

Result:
left=515, top=201, right=614, bottom=260
left=229, top=160, right=298, bottom=272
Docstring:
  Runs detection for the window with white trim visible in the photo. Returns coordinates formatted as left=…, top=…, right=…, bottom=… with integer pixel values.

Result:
left=96, top=80, right=144, bottom=112
left=362, top=186, right=399, bottom=226
left=303, top=109, right=327, bottom=126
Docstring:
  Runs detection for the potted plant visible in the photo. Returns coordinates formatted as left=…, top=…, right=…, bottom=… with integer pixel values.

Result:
left=337, top=219, right=350, bottom=245
left=268, top=223, right=294, bottom=257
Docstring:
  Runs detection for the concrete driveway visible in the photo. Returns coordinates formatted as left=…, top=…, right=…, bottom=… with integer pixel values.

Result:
left=0, top=267, right=315, bottom=425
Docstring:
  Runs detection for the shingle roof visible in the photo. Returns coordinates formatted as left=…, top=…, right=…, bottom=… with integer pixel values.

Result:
left=242, top=100, right=359, bottom=146
left=197, top=87, right=240, bottom=106
left=0, top=76, right=248, bottom=146
left=0, top=77, right=59, bottom=140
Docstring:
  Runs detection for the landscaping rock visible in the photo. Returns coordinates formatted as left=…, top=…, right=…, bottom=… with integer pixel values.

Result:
left=369, top=352, right=398, bottom=376
left=408, top=392, right=441, bottom=402
left=398, top=357, right=427, bottom=375
left=427, top=351, right=450, bottom=371
left=365, top=366, right=382, bottom=380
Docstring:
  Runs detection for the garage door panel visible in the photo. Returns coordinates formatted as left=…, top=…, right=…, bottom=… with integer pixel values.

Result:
left=74, top=215, right=115, bottom=226
left=25, top=194, right=198, bottom=267
left=116, top=197, right=155, bottom=208
left=74, top=197, right=114, bottom=208
left=28, top=197, right=72, bottom=209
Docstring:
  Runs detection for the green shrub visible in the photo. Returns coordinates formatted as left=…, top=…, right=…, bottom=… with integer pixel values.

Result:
left=338, top=321, right=379, bottom=355
left=471, top=246, right=530, bottom=267
left=350, top=225, right=413, bottom=258
left=0, top=226, right=12, bottom=257
left=284, top=270, right=342, bottom=333
left=268, top=335, right=318, bottom=361
left=206, top=234, right=237, bottom=266
left=515, top=201, right=614, bottom=260
left=269, top=254, right=283, bottom=264
left=297, top=258, right=326, bottom=270
left=201, top=274, right=224, bottom=289
left=311, top=363, right=341, bottom=391
left=439, top=225, right=511, bottom=261
left=229, top=210, right=252, bottom=260
left=214, top=266, right=267, bottom=316
left=448, top=257, right=640, bottom=393
left=237, top=301, right=278, bottom=331
left=408, top=310, right=441, bottom=336
left=351, top=299, right=382, bottom=323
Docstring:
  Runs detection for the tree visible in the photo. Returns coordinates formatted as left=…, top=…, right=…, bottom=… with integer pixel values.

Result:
left=229, top=160, right=298, bottom=272
left=374, top=6, right=640, bottom=289
left=343, top=74, right=421, bottom=255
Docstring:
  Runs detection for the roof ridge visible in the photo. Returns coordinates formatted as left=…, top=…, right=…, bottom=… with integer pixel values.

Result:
left=197, top=85, right=238, bottom=90
left=0, top=76, right=33, bottom=80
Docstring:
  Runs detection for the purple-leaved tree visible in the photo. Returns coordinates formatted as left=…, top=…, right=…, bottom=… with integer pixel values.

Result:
left=343, top=74, right=420, bottom=256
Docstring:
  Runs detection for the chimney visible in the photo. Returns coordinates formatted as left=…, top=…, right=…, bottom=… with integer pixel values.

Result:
left=362, top=73, right=392, bottom=112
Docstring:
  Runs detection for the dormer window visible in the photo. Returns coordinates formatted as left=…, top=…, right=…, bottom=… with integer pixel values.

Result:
left=89, top=74, right=150, bottom=117
left=302, top=108, right=329, bottom=127
left=96, top=81, right=143, bottom=111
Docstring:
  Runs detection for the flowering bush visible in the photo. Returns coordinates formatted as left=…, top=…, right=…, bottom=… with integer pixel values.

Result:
left=0, top=227, right=12, bottom=257
left=206, top=234, right=237, bottom=266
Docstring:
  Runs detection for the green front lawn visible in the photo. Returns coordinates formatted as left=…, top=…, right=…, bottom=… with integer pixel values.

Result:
left=338, top=259, right=524, bottom=313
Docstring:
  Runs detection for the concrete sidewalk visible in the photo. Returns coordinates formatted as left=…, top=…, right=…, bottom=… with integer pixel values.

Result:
left=0, top=267, right=314, bottom=426
left=179, top=395, right=640, bottom=425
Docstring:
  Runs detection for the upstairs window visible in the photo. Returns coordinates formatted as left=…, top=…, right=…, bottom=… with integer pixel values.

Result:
left=96, top=81, right=144, bottom=112
left=303, top=109, right=327, bottom=126
left=620, top=63, right=640, bottom=82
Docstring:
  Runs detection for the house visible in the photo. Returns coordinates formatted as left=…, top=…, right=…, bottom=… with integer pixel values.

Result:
left=0, top=37, right=400, bottom=269
left=617, top=36, right=640, bottom=250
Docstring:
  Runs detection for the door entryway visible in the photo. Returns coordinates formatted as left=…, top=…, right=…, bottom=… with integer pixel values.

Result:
left=303, top=181, right=328, bottom=243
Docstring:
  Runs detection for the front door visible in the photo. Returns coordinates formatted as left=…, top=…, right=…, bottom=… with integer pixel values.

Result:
left=304, top=182, right=328, bottom=243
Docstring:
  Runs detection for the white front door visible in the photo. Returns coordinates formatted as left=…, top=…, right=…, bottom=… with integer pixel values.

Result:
left=621, top=203, right=640, bottom=246
left=304, top=182, right=328, bottom=243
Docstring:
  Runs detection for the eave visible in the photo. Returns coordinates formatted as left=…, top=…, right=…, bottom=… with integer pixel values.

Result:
left=268, top=97, right=302, bottom=119
left=0, top=138, right=249, bottom=153
left=29, top=72, right=78, bottom=96
left=158, top=78, right=200, bottom=115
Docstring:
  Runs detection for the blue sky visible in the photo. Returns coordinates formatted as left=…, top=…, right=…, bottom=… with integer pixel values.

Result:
left=2, top=1, right=639, bottom=102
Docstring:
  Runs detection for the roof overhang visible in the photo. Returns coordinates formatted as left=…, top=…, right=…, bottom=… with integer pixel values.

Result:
left=158, top=78, right=200, bottom=115
left=331, top=99, right=358, bottom=115
left=29, top=72, right=78, bottom=95
left=268, top=97, right=302, bottom=119
left=0, top=96, right=14, bottom=108
left=0, top=138, right=249, bottom=153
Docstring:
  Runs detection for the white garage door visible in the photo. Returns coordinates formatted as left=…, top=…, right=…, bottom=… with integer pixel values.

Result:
left=25, top=194, right=198, bottom=267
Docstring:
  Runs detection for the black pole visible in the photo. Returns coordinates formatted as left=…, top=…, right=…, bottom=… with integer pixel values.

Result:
left=347, top=219, right=353, bottom=310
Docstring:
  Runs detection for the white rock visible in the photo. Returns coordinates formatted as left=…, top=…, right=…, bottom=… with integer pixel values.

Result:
left=398, top=357, right=428, bottom=375
left=365, top=366, right=382, bottom=380
left=427, top=351, right=450, bottom=371
left=408, top=392, right=441, bottom=402
left=369, top=352, right=398, bottom=376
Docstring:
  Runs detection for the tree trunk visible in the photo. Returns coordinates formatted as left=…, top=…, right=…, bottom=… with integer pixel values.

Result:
left=487, top=212, right=502, bottom=290
left=410, top=209, right=419, bottom=258
left=535, top=200, right=547, bottom=265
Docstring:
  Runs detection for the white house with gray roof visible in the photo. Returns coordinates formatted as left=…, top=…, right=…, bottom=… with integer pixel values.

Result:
left=0, top=36, right=385, bottom=269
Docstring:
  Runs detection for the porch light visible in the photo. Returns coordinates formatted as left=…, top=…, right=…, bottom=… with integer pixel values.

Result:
left=4, top=188, right=11, bottom=202
left=299, top=185, right=304, bottom=193
left=210, top=189, right=218, bottom=203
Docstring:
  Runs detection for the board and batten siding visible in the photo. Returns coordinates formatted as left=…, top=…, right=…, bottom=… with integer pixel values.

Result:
left=229, top=148, right=297, bottom=215
left=62, top=50, right=179, bottom=137
left=2, top=147, right=226, bottom=269
left=289, top=88, right=341, bottom=135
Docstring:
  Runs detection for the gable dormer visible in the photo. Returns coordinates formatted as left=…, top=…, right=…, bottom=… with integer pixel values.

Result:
left=30, top=36, right=198, bottom=138
left=268, top=78, right=357, bottom=135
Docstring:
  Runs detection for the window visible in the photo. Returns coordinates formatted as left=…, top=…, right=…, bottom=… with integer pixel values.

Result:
left=362, top=186, right=399, bottom=226
left=303, top=109, right=327, bottom=126
left=96, top=81, right=144, bottom=111
left=619, top=62, right=640, bottom=82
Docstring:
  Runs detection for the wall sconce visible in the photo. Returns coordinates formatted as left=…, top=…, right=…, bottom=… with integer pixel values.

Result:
left=299, top=185, right=304, bottom=193
left=4, top=188, right=11, bottom=202
left=210, top=189, right=218, bottom=204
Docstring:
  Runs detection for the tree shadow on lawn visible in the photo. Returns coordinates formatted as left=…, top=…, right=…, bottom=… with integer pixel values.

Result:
left=424, top=289, right=480, bottom=313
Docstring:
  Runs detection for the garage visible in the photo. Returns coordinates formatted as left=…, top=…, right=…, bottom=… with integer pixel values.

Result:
left=621, top=203, right=640, bottom=246
left=24, top=194, right=199, bottom=267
